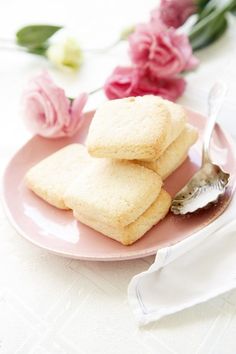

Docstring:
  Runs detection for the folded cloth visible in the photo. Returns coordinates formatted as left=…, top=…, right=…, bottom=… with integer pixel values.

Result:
left=128, top=194, right=236, bottom=325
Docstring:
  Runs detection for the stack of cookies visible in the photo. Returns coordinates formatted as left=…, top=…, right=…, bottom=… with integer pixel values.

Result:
left=26, top=95, right=198, bottom=245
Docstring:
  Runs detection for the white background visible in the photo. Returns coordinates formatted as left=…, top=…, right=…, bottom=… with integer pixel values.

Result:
left=1, top=1, right=236, bottom=353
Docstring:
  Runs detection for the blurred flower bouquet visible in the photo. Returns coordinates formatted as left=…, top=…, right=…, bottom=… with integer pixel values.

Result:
left=16, top=0, right=236, bottom=138
left=105, top=0, right=236, bottom=101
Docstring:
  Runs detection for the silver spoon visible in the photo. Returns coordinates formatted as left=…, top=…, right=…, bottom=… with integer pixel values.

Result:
left=171, top=82, right=230, bottom=215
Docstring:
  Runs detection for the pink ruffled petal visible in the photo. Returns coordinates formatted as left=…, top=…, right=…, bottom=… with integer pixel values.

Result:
left=185, top=55, right=199, bottom=70
left=104, top=66, right=140, bottom=99
left=129, top=21, right=198, bottom=79
left=21, top=71, right=82, bottom=138
left=159, top=0, right=197, bottom=29
left=104, top=65, right=186, bottom=102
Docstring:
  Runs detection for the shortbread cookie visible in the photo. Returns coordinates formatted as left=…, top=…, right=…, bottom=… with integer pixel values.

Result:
left=74, top=189, right=171, bottom=245
left=64, top=159, right=163, bottom=228
left=25, top=144, right=91, bottom=209
left=137, top=124, right=198, bottom=179
left=160, top=98, right=187, bottom=153
left=87, top=95, right=186, bottom=161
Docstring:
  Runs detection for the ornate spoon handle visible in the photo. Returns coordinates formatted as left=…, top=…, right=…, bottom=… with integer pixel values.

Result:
left=202, top=82, right=227, bottom=164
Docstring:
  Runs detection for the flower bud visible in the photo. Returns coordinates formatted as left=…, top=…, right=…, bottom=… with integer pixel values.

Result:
left=46, top=37, right=83, bottom=70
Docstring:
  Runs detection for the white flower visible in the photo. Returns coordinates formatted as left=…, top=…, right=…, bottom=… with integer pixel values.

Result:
left=46, top=37, right=83, bottom=70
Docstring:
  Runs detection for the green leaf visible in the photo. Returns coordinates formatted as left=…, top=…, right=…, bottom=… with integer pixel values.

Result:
left=27, top=45, right=48, bottom=56
left=189, top=6, right=230, bottom=51
left=190, top=17, right=228, bottom=51
left=230, top=2, right=236, bottom=14
left=196, top=0, right=217, bottom=21
left=16, top=25, right=62, bottom=48
left=197, top=0, right=212, bottom=13
left=196, top=0, right=236, bottom=22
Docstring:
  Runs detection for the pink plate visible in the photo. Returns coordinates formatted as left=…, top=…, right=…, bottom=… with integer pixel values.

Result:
left=2, top=109, right=236, bottom=261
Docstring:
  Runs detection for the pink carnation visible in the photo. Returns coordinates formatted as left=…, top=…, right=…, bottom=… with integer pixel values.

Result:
left=104, top=66, right=186, bottom=102
left=129, top=23, right=198, bottom=79
left=155, top=0, right=197, bottom=29
left=22, top=72, right=88, bottom=138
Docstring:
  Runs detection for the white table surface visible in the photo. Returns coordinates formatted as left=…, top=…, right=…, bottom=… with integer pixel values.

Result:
left=1, top=1, right=236, bottom=353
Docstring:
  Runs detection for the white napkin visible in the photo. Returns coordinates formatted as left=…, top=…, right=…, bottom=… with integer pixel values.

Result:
left=128, top=194, right=236, bottom=325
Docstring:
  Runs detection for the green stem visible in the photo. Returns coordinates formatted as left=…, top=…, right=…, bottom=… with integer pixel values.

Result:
left=189, top=5, right=228, bottom=39
left=68, top=87, right=102, bottom=101
left=0, top=44, right=28, bottom=52
left=83, top=39, right=121, bottom=54
left=0, top=36, right=122, bottom=55
left=88, top=87, right=102, bottom=95
left=188, top=0, right=236, bottom=50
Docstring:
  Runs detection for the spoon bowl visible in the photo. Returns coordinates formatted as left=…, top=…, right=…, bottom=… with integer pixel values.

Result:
left=171, top=162, right=230, bottom=214
left=171, top=82, right=230, bottom=215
